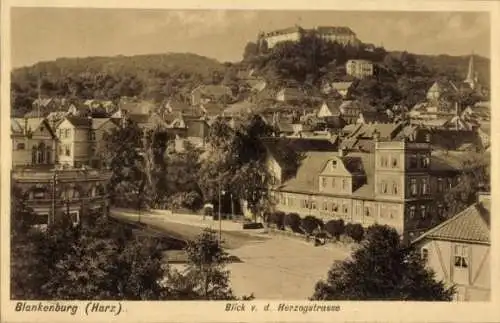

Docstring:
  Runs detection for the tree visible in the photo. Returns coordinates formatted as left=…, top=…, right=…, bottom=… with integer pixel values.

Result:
left=325, top=219, right=345, bottom=241
left=164, top=228, right=243, bottom=300
left=345, top=223, right=364, bottom=243
left=300, top=215, right=322, bottom=236
left=284, top=213, right=301, bottom=232
left=11, top=212, right=170, bottom=300
left=311, top=225, right=454, bottom=301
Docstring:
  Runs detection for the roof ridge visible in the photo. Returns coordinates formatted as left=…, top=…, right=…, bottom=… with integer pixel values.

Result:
left=412, top=202, right=485, bottom=244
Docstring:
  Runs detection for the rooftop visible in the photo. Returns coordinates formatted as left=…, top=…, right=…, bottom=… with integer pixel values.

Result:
left=413, top=199, right=490, bottom=244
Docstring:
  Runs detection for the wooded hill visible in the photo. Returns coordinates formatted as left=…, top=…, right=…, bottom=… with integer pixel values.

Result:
left=11, top=36, right=489, bottom=117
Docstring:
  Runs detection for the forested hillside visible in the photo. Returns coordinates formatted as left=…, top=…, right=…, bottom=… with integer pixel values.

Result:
left=11, top=53, right=225, bottom=116
left=11, top=34, right=489, bottom=117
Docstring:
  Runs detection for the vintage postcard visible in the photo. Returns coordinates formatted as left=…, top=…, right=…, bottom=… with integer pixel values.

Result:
left=1, top=0, right=499, bottom=322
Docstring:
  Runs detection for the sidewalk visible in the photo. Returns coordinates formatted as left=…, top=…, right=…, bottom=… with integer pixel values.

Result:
left=111, top=208, right=266, bottom=235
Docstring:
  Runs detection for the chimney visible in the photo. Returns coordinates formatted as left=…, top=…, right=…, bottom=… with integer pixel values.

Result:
left=338, top=146, right=346, bottom=157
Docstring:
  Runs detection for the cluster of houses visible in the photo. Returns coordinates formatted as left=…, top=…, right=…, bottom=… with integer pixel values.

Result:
left=11, top=49, right=491, bottom=301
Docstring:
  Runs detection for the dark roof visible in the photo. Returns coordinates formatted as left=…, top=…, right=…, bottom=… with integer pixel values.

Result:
left=265, top=26, right=303, bottom=37
left=263, top=137, right=339, bottom=154
left=65, top=116, right=92, bottom=127
left=316, top=26, right=356, bottom=35
left=413, top=200, right=490, bottom=244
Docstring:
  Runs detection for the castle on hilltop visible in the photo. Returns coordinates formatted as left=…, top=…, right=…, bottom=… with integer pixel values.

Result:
left=258, top=25, right=361, bottom=49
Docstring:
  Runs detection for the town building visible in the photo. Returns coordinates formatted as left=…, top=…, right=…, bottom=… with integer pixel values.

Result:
left=11, top=116, right=112, bottom=227
left=264, top=135, right=469, bottom=242
left=191, top=84, right=233, bottom=106
left=412, top=193, right=491, bottom=301
left=345, top=59, right=374, bottom=79
left=316, top=26, right=361, bottom=47
left=261, top=26, right=304, bottom=49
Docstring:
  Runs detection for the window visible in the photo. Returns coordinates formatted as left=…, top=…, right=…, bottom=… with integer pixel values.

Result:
left=65, top=145, right=71, bottom=156
left=331, top=203, right=339, bottom=213
left=69, top=211, right=80, bottom=225
left=321, top=177, right=327, bottom=188
left=364, top=207, right=371, bottom=217
left=409, top=206, right=416, bottom=219
left=410, top=178, right=418, bottom=196
left=454, top=245, right=468, bottom=268
left=65, top=129, right=70, bottom=138
left=322, top=202, right=328, bottom=211
left=331, top=160, right=337, bottom=168
left=342, top=179, right=348, bottom=190
left=380, top=156, right=388, bottom=167
left=17, top=143, right=25, bottom=150
left=310, top=201, right=316, bottom=210
left=421, top=248, right=429, bottom=262
left=437, top=178, right=444, bottom=193
left=392, top=182, right=398, bottom=195
left=420, top=205, right=427, bottom=218
left=382, top=181, right=388, bottom=194
left=437, top=204, right=444, bottom=217
left=331, top=178, right=336, bottom=188
left=33, top=189, right=45, bottom=200
left=342, top=203, right=349, bottom=214
left=420, top=155, right=430, bottom=168
left=287, top=197, right=293, bottom=207
left=392, top=157, right=398, bottom=168
left=447, top=178, right=453, bottom=189
left=409, top=154, right=418, bottom=168
left=421, top=178, right=429, bottom=195
left=89, top=130, right=96, bottom=141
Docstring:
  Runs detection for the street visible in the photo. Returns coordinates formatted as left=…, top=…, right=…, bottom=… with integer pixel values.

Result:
left=111, top=209, right=352, bottom=299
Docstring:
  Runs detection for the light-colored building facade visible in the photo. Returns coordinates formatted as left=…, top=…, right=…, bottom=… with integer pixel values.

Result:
left=262, top=26, right=303, bottom=49
left=11, top=117, right=58, bottom=167
left=11, top=116, right=113, bottom=227
left=267, top=139, right=462, bottom=242
left=56, top=117, right=93, bottom=168
left=412, top=194, right=490, bottom=301
left=346, top=59, right=374, bottom=79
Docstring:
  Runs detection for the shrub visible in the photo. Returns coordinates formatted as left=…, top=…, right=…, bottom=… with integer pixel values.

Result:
left=300, top=215, right=321, bottom=235
left=284, top=213, right=301, bottom=231
left=345, top=223, right=364, bottom=243
left=325, top=219, right=345, bottom=240
left=273, top=211, right=286, bottom=230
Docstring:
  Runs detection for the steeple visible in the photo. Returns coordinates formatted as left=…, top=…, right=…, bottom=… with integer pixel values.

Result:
left=464, top=53, right=477, bottom=90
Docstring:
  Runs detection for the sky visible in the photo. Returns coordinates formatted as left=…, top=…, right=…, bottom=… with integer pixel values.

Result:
left=11, top=8, right=490, bottom=68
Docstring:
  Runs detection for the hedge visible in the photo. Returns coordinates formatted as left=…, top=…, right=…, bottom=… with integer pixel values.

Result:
left=345, top=223, right=364, bottom=242
left=325, top=219, right=345, bottom=240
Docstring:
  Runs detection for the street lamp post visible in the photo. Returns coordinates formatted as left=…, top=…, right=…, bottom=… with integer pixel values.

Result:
left=218, top=188, right=225, bottom=243
left=51, top=171, right=58, bottom=225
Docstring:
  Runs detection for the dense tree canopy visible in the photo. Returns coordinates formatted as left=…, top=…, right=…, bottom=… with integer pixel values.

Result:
left=311, top=225, right=454, bottom=301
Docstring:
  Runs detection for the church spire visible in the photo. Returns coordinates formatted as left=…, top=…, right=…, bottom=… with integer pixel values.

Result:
left=465, top=52, right=476, bottom=89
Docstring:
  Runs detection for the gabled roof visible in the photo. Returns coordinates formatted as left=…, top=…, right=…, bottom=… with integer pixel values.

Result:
left=319, top=100, right=342, bottom=116
left=12, top=117, right=47, bottom=134
left=192, top=84, right=232, bottom=97
left=65, top=116, right=92, bottom=128
left=119, top=100, right=156, bottom=115
left=265, top=26, right=303, bottom=37
left=316, top=26, right=355, bottom=35
left=413, top=200, right=490, bottom=244
left=92, top=118, right=114, bottom=130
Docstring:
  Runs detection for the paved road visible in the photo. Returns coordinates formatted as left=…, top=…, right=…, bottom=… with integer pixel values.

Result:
left=110, top=210, right=268, bottom=249
left=111, top=209, right=352, bottom=299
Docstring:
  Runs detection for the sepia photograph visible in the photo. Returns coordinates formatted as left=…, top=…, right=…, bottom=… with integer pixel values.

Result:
left=1, top=1, right=498, bottom=322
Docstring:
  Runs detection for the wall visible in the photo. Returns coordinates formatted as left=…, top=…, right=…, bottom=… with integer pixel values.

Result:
left=265, top=32, right=301, bottom=48
left=272, top=190, right=405, bottom=232
left=418, top=239, right=490, bottom=301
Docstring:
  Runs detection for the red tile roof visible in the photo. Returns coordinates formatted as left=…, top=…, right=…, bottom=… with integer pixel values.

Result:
left=413, top=201, right=490, bottom=244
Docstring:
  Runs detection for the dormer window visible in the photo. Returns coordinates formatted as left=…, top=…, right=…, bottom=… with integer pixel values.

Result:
left=332, top=160, right=337, bottom=168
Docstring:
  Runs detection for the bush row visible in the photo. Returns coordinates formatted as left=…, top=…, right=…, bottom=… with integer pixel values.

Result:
left=265, top=212, right=365, bottom=243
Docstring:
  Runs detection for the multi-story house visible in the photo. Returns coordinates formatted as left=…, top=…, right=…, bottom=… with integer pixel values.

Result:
left=412, top=193, right=490, bottom=301
left=56, top=116, right=93, bottom=168
left=266, top=135, right=466, bottom=242
left=11, top=117, right=112, bottom=227
left=11, top=117, right=58, bottom=167
left=345, top=59, right=374, bottom=79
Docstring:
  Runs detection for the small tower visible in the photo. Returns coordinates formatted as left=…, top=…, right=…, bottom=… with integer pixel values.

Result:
left=464, top=53, right=477, bottom=90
